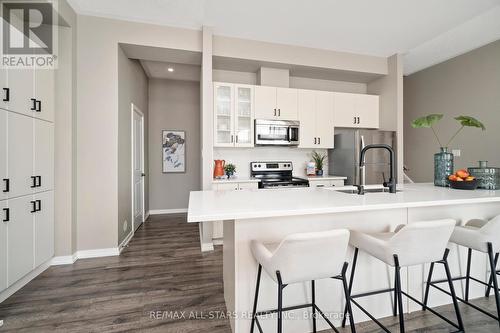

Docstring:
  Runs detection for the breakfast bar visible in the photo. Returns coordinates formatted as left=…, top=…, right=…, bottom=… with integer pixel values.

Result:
left=188, top=184, right=500, bottom=333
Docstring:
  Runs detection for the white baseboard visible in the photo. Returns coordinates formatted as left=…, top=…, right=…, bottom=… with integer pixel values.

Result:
left=51, top=254, right=77, bottom=265
left=213, top=238, right=223, bottom=246
left=149, top=208, right=188, bottom=215
left=75, top=248, right=120, bottom=259
left=201, top=242, right=215, bottom=252
left=119, top=230, right=134, bottom=253
left=145, top=211, right=151, bottom=221
left=0, top=259, right=52, bottom=303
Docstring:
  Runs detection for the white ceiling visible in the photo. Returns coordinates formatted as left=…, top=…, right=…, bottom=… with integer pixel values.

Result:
left=68, top=0, right=500, bottom=74
left=140, top=60, right=201, bottom=81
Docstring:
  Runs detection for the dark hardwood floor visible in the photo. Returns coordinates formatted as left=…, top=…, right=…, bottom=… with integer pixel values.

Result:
left=0, top=214, right=498, bottom=332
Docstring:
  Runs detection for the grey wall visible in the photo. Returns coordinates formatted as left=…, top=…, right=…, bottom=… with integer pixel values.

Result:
left=404, top=40, right=500, bottom=182
left=148, top=79, right=201, bottom=210
left=117, top=46, right=149, bottom=245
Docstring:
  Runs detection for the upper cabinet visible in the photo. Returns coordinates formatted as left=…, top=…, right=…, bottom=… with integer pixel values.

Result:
left=214, top=83, right=254, bottom=148
left=254, top=86, right=298, bottom=120
left=333, top=92, right=379, bottom=129
left=298, top=90, right=335, bottom=149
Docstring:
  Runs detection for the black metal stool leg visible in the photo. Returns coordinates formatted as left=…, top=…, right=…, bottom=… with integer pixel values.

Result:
left=486, top=252, right=499, bottom=297
left=277, top=271, right=284, bottom=333
left=251, top=264, right=262, bottom=333
left=341, top=262, right=357, bottom=333
left=393, top=270, right=398, bottom=316
left=443, top=249, right=465, bottom=332
left=487, top=243, right=500, bottom=327
left=311, top=280, right=317, bottom=333
left=342, top=247, right=359, bottom=328
left=393, top=255, right=405, bottom=333
left=465, top=248, right=472, bottom=301
left=423, top=262, right=435, bottom=310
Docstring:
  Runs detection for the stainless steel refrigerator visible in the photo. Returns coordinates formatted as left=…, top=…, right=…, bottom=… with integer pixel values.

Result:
left=328, top=129, right=397, bottom=185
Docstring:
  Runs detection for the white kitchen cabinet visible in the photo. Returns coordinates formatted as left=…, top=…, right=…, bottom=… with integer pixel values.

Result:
left=254, top=86, right=298, bottom=120
left=214, top=83, right=254, bottom=148
left=8, top=112, right=33, bottom=198
left=0, top=200, right=7, bottom=291
left=0, top=109, right=7, bottom=201
left=334, top=92, right=379, bottom=129
left=33, top=120, right=54, bottom=192
left=0, top=68, right=8, bottom=111
left=34, top=191, right=54, bottom=267
left=33, top=69, right=55, bottom=122
left=7, top=68, right=35, bottom=116
left=7, top=195, right=34, bottom=286
left=308, top=179, right=345, bottom=188
left=298, top=90, right=335, bottom=148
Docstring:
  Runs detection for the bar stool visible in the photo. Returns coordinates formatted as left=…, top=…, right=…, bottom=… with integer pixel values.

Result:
left=341, top=220, right=464, bottom=333
left=425, top=214, right=500, bottom=326
left=250, top=229, right=356, bottom=333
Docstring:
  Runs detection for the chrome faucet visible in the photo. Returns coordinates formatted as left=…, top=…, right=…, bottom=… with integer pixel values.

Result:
left=356, top=144, right=397, bottom=195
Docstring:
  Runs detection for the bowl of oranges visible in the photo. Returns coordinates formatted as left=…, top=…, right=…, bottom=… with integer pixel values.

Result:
left=448, top=169, right=479, bottom=190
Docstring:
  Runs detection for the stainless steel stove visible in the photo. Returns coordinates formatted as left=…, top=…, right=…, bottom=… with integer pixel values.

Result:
left=250, top=162, right=309, bottom=189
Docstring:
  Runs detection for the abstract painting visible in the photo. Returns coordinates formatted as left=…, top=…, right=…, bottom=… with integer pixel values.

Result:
left=162, top=130, right=186, bottom=173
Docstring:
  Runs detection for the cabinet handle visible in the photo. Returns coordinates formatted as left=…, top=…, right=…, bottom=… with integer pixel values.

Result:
left=235, top=135, right=238, bottom=143
left=2, top=178, right=9, bottom=193
left=273, top=108, right=276, bottom=116
left=357, top=117, right=360, bottom=124
left=230, top=135, right=234, bottom=143
left=36, top=100, right=42, bottom=112
left=318, top=137, right=321, bottom=145
left=36, top=199, right=41, bottom=212
left=31, top=176, right=37, bottom=188
left=36, top=176, right=42, bottom=187
left=2, top=88, right=9, bottom=102
left=314, top=137, right=317, bottom=145
left=278, top=109, right=281, bottom=117
left=30, top=200, right=37, bottom=213
left=31, top=98, right=37, bottom=111
left=2, top=208, right=9, bottom=222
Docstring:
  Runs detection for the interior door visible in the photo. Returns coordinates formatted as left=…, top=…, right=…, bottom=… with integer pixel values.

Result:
left=8, top=112, right=33, bottom=198
left=0, top=200, right=7, bottom=291
left=298, top=89, right=316, bottom=148
left=254, top=85, right=276, bottom=119
left=132, top=108, right=145, bottom=231
left=0, top=109, right=7, bottom=201
left=7, top=195, right=34, bottom=286
left=33, top=120, right=54, bottom=193
left=276, top=88, right=298, bottom=120
left=34, top=191, right=54, bottom=267
left=315, top=91, right=335, bottom=148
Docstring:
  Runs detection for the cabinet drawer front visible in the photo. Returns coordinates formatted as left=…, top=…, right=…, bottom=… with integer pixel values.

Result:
left=330, top=180, right=345, bottom=187
left=214, top=183, right=239, bottom=191
left=237, top=182, right=258, bottom=190
left=309, top=180, right=330, bottom=188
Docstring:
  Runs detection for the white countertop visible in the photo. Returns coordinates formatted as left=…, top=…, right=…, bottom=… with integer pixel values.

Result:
left=307, top=175, right=347, bottom=180
left=212, top=177, right=260, bottom=184
left=187, top=183, right=500, bottom=222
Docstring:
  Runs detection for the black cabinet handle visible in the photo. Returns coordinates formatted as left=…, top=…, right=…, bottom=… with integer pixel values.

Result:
left=2, top=208, right=9, bottom=222
left=36, top=100, right=42, bottom=112
left=31, top=98, right=37, bottom=111
left=273, top=108, right=276, bottom=116
left=354, top=117, right=357, bottom=124
left=2, top=178, right=9, bottom=193
left=31, top=176, right=37, bottom=188
left=36, top=199, right=41, bottom=212
left=278, top=109, right=281, bottom=117
left=31, top=200, right=37, bottom=213
left=36, top=176, right=41, bottom=187
left=318, top=137, right=321, bottom=145
left=357, top=117, right=360, bottom=124
left=2, top=88, right=9, bottom=102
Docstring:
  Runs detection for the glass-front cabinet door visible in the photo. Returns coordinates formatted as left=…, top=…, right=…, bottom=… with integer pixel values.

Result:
left=214, top=83, right=254, bottom=147
left=214, top=83, right=234, bottom=147
left=234, top=85, right=254, bottom=147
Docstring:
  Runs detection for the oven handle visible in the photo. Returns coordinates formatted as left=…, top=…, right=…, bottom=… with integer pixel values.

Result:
left=287, top=126, right=293, bottom=142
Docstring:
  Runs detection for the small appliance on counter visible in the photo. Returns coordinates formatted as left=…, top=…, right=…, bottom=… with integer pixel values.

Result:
left=468, top=161, right=500, bottom=190
left=251, top=161, right=309, bottom=189
left=214, top=159, right=225, bottom=179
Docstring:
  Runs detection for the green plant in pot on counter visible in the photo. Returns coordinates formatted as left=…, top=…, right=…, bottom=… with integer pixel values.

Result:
left=224, top=163, right=236, bottom=179
left=411, top=114, right=485, bottom=187
left=311, top=151, right=327, bottom=176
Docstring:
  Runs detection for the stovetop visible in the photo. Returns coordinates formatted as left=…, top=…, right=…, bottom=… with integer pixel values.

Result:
left=250, top=161, right=309, bottom=188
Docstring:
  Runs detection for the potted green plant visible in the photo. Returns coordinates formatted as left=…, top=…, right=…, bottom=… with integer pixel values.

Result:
left=311, top=151, right=327, bottom=176
left=224, top=163, right=236, bottom=179
left=411, top=114, right=485, bottom=187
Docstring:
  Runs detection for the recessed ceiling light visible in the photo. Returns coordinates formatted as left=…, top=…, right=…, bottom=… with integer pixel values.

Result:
left=167, top=67, right=174, bottom=72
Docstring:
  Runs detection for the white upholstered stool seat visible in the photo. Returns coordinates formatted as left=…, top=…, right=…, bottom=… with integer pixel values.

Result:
left=342, top=219, right=464, bottom=333
left=450, top=215, right=500, bottom=253
left=250, top=229, right=356, bottom=333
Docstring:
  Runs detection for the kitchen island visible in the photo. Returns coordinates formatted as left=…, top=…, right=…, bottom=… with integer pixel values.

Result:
left=188, top=183, right=500, bottom=333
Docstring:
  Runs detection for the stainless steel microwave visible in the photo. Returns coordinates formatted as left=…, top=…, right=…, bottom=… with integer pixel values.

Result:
left=255, top=119, right=300, bottom=146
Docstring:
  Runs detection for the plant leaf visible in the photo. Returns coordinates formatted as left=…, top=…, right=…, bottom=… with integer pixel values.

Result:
left=454, top=116, right=485, bottom=130
left=411, top=114, right=443, bottom=128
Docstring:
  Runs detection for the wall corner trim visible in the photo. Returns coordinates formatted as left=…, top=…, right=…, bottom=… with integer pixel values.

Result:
left=51, top=254, right=78, bottom=265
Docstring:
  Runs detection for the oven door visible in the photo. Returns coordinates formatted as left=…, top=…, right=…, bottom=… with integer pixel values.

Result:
left=255, top=120, right=300, bottom=146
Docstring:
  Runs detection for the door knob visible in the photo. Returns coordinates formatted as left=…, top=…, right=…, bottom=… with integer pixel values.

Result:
left=141, top=173, right=146, bottom=177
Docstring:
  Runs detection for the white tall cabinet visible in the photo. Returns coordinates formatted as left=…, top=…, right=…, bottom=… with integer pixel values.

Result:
left=0, top=66, right=54, bottom=296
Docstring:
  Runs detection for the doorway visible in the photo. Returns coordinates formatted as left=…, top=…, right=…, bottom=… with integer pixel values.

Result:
left=131, top=103, right=145, bottom=232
